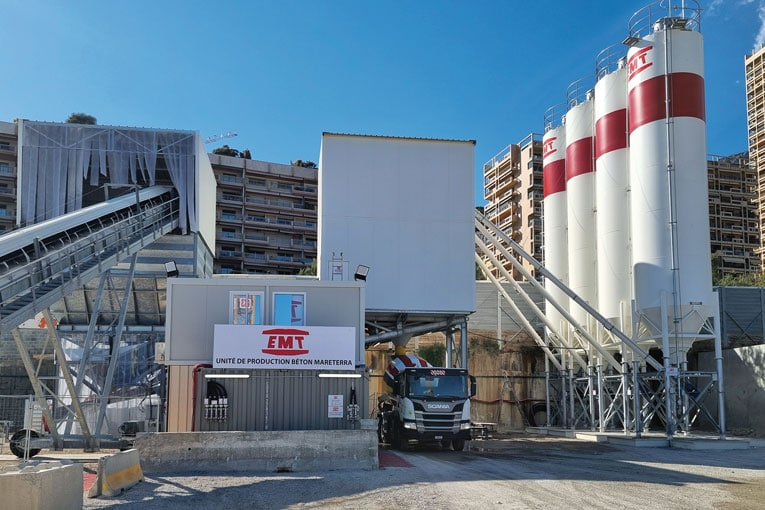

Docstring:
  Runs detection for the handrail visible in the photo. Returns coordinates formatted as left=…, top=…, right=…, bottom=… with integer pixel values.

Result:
left=0, top=193, right=179, bottom=331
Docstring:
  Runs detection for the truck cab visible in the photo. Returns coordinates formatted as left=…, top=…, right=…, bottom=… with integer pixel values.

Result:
left=379, top=366, right=476, bottom=451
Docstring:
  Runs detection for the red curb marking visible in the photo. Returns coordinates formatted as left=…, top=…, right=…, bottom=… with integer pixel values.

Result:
left=83, top=471, right=97, bottom=492
left=378, top=448, right=414, bottom=468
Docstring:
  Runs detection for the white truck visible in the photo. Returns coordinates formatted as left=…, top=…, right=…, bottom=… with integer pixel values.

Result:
left=377, top=354, right=476, bottom=451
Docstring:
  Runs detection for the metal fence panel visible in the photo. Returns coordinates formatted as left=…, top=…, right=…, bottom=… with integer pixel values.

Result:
left=195, top=369, right=368, bottom=432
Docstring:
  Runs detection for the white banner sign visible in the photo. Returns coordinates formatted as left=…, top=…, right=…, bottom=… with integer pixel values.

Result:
left=213, top=325, right=356, bottom=370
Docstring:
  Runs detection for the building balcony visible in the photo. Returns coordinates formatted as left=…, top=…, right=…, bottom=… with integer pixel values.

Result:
left=217, top=249, right=243, bottom=259
left=218, top=213, right=243, bottom=223
left=243, top=232, right=268, bottom=244
left=218, top=193, right=243, bottom=204
left=217, top=231, right=243, bottom=242
left=293, top=184, right=317, bottom=195
left=217, top=175, right=244, bottom=187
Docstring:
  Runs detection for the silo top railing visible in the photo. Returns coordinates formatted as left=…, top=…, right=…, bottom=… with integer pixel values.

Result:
left=626, top=0, right=702, bottom=41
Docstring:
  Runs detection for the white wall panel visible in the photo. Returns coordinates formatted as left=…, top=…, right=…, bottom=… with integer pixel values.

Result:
left=195, top=133, right=217, bottom=255
left=319, top=134, right=475, bottom=313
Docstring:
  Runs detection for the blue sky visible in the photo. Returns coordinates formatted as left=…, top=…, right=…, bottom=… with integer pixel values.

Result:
left=1, top=0, right=760, bottom=205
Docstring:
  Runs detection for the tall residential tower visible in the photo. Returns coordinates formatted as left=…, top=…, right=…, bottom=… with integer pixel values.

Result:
left=746, top=46, right=765, bottom=267
left=482, top=134, right=544, bottom=280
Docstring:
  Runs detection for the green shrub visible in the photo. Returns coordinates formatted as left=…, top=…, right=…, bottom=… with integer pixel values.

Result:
left=419, top=343, right=446, bottom=366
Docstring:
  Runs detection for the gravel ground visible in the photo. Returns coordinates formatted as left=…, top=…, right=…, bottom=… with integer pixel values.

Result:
left=79, top=435, right=765, bottom=510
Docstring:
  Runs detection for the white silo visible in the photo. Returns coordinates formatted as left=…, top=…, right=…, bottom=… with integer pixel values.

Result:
left=542, top=111, right=569, bottom=341
left=626, top=13, right=713, bottom=363
left=564, top=87, right=598, bottom=333
left=594, top=55, right=631, bottom=332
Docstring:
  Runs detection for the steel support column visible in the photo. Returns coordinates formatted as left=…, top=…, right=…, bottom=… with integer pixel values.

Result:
left=41, top=309, right=94, bottom=450
left=10, top=328, right=63, bottom=449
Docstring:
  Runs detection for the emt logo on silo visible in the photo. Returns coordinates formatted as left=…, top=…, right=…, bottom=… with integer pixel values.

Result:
left=628, top=46, right=653, bottom=80
left=542, top=137, right=557, bottom=159
left=261, top=328, right=309, bottom=355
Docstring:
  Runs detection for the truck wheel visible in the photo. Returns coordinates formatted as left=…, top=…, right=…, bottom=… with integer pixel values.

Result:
left=451, top=439, right=466, bottom=451
left=9, top=429, right=42, bottom=458
left=392, top=426, right=407, bottom=451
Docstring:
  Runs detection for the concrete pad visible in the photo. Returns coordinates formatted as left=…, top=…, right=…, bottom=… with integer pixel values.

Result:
left=607, top=436, right=670, bottom=448
left=529, top=427, right=577, bottom=438
left=133, top=430, right=379, bottom=474
left=670, top=438, right=752, bottom=450
left=0, top=460, right=83, bottom=510
left=574, top=433, right=609, bottom=442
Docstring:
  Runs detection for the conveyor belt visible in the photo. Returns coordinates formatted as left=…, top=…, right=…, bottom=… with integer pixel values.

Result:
left=0, top=186, right=179, bottom=332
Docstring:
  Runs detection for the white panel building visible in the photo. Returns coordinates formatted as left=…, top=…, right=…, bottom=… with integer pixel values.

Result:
left=318, top=133, right=476, bottom=315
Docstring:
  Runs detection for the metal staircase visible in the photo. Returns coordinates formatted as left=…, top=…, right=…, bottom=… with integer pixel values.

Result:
left=474, top=210, right=726, bottom=438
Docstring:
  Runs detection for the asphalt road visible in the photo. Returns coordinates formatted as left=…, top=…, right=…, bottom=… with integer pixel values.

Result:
left=75, top=435, right=765, bottom=509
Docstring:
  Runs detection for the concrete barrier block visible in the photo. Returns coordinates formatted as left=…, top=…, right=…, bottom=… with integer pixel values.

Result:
left=134, top=430, right=378, bottom=473
left=0, top=461, right=83, bottom=510
left=88, top=448, right=144, bottom=498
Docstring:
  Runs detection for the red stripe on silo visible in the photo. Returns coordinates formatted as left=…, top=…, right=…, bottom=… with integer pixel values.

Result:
left=628, top=72, right=705, bottom=133
left=543, top=159, right=566, bottom=197
left=595, top=109, right=628, bottom=159
left=565, top=137, right=594, bottom=181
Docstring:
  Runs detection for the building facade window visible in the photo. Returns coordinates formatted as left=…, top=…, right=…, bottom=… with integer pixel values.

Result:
left=273, top=293, right=305, bottom=326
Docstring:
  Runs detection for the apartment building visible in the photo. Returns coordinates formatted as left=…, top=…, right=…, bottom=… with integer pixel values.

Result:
left=0, top=119, right=318, bottom=275
left=0, top=121, right=17, bottom=234
left=210, top=154, right=318, bottom=275
left=708, top=153, right=760, bottom=276
left=483, top=128, right=758, bottom=282
left=746, top=46, right=765, bottom=267
left=482, top=133, right=544, bottom=280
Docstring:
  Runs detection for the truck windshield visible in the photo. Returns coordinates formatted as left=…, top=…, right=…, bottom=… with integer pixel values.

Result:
left=406, top=373, right=468, bottom=398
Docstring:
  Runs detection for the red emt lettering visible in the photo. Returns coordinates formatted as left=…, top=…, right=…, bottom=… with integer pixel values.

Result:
left=261, top=328, right=310, bottom=355
left=542, top=137, right=557, bottom=159
left=628, top=46, right=653, bottom=80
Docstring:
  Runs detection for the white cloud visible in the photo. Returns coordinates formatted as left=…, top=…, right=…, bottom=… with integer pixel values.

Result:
left=754, top=1, right=765, bottom=51
left=707, top=0, right=725, bottom=14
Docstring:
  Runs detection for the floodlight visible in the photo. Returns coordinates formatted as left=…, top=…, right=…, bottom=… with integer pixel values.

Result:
left=165, top=261, right=179, bottom=278
left=354, top=265, right=370, bottom=281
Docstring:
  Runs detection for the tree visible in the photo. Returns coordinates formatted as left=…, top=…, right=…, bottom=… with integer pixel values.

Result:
left=291, top=160, right=317, bottom=168
left=475, top=261, right=487, bottom=280
left=298, top=259, right=317, bottom=276
left=418, top=343, right=446, bottom=367
left=213, top=145, right=240, bottom=157
left=66, top=113, right=97, bottom=125
left=711, top=252, right=765, bottom=286
left=213, top=145, right=252, bottom=159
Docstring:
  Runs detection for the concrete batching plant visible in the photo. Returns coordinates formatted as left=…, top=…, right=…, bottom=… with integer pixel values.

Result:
left=478, top=0, right=724, bottom=438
